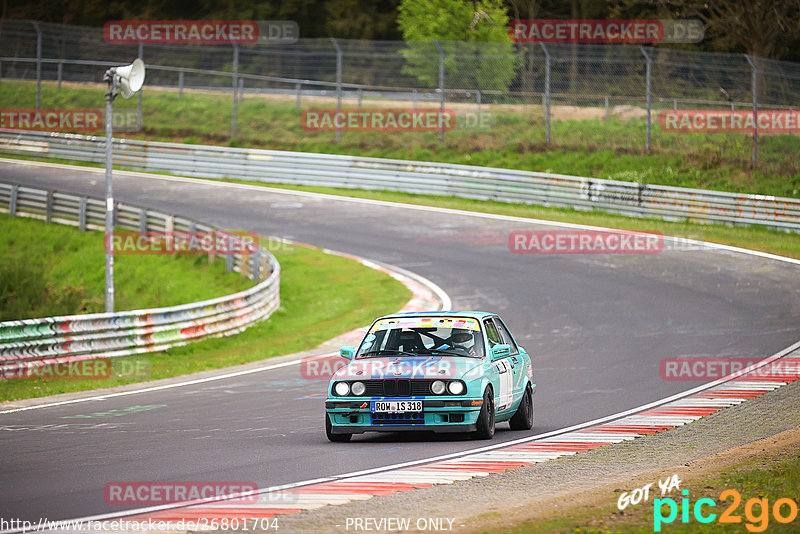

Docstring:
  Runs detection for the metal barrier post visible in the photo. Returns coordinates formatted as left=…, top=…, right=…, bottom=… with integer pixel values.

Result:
left=9, top=184, right=18, bottom=216
left=331, top=38, right=342, bottom=144
left=33, top=21, right=42, bottom=109
left=79, top=197, right=87, bottom=230
left=640, top=47, right=652, bottom=152
left=296, top=83, right=301, bottom=108
left=745, top=54, right=758, bottom=164
left=434, top=40, right=445, bottom=143
left=539, top=43, right=551, bottom=143
left=57, top=61, right=63, bottom=89
left=138, top=44, right=144, bottom=130
left=232, top=44, right=239, bottom=138
left=178, top=71, right=184, bottom=98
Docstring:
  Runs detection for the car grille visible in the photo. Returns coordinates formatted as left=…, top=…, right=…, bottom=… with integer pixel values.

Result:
left=361, top=379, right=435, bottom=397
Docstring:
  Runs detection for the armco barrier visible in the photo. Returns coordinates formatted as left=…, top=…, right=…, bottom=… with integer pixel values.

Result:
left=1, top=130, right=799, bottom=232
left=0, top=181, right=280, bottom=374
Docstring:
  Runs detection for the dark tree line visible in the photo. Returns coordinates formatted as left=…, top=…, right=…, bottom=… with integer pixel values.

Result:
left=3, top=0, right=799, bottom=61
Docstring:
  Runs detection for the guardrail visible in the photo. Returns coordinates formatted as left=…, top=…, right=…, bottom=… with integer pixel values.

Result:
left=0, top=180, right=280, bottom=374
left=1, top=130, right=799, bottom=232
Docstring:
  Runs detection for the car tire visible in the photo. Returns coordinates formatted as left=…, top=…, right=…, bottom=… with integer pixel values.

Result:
left=326, top=413, right=352, bottom=442
left=509, top=385, right=533, bottom=430
left=474, top=387, right=495, bottom=440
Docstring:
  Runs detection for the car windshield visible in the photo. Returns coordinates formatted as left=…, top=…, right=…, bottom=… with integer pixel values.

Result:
left=357, top=316, right=484, bottom=359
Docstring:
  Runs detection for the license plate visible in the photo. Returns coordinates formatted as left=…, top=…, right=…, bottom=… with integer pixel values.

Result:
left=371, top=400, right=423, bottom=413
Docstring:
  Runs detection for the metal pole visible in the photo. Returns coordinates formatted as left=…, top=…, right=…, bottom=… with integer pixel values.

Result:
left=539, top=43, right=550, bottom=143
left=745, top=54, right=758, bottom=164
left=231, top=44, right=239, bottom=138
left=640, top=47, right=652, bottom=152
left=104, top=74, right=116, bottom=313
left=434, top=40, right=445, bottom=143
left=605, top=96, right=609, bottom=120
left=137, top=44, right=144, bottom=131
left=57, top=61, right=63, bottom=89
left=331, top=38, right=342, bottom=144
left=296, top=82, right=301, bottom=109
left=33, top=22, right=42, bottom=109
left=178, top=70, right=184, bottom=98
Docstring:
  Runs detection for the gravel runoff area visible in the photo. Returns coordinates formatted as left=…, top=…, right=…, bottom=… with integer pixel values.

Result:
left=268, top=347, right=800, bottom=534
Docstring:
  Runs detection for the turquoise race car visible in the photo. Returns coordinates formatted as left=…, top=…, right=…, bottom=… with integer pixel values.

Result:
left=325, top=311, right=535, bottom=442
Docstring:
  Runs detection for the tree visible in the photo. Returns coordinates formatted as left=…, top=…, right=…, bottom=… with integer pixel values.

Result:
left=397, top=0, right=520, bottom=92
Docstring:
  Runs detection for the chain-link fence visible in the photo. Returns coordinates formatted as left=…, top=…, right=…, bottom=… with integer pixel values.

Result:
left=2, top=19, right=800, bottom=164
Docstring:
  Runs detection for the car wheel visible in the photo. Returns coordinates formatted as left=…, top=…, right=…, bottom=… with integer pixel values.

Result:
left=509, top=385, right=533, bottom=430
left=474, top=387, right=495, bottom=440
left=325, top=413, right=352, bottom=442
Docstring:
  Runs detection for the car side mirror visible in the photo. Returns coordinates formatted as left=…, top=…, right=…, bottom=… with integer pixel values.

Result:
left=491, top=344, right=511, bottom=360
left=340, top=346, right=356, bottom=359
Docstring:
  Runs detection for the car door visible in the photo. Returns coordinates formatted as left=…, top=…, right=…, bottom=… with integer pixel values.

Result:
left=484, top=318, right=514, bottom=412
left=491, top=317, right=525, bottom=403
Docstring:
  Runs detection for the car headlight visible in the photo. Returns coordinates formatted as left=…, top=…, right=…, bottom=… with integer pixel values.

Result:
left=447, top=381, right=465, bottom=395
left=431, top=380, right=446, bottom=395
left=334, top=382, right=350, bottom=396
left=351, top=381, right=366, bottom=396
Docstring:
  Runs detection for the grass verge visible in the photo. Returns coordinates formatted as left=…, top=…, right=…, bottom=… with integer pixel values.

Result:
left=0, top=212, right=252, bottom=320
left=2, top=80, right=798, bottom=197
left=0, top=219, right=411, bottom=402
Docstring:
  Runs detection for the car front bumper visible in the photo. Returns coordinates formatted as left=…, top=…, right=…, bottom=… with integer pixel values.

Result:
left=326, top=398, right=482, bottom=434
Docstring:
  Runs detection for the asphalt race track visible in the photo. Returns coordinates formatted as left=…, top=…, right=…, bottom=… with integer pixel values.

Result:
left=2, top=159, right=799, bottom=523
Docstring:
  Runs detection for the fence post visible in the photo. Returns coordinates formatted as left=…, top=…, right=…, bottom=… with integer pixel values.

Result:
left=45, top=190, right=53, bottom=223
left=178, top=70, right=184, bottom=98
left=434, top=40, right=445, bottom=143
left=539, top=43, right=551, bottom=143
left=57, top=61, right=63, bottom=89
left=79, top=197, right=87, bottom=231
left=32, top=21, right=42, bottom=109
left=605, top=96, right=609, bottom=120
left=744, top=54, right=758, bottom=165
left=477, top=90, right=481, bottom=115
left=295, top=82, right=301, bottom=109
left=9, top=185, right=19, bottom=216
left=137, top=44, right=144, bottom=130
left=139, top=208, right=147, bottom=233
left=231, top=44, right=239, bottom=139
left=331, top=38, right=342, bottom=144
left=640, top=47, right=652, bottom=152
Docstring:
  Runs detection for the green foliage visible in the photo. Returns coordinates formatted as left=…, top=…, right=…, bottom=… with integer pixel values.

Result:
left=397, top=0, right=520, bottom=91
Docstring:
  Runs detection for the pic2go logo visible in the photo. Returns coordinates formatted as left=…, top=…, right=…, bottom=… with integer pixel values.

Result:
left=654, top=489, right=799, bottom=532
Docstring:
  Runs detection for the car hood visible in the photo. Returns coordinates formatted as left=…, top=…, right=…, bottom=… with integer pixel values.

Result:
left=333, top=355, right=484, bottom=381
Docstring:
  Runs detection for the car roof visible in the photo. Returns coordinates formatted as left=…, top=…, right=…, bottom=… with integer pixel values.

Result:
left=376, top=311, right=497, bottom=321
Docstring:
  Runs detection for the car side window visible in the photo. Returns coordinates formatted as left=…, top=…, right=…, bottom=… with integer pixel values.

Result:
left=492, top=318, right=519, bottom=355
left=483, top=320, right=501, bottom=348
